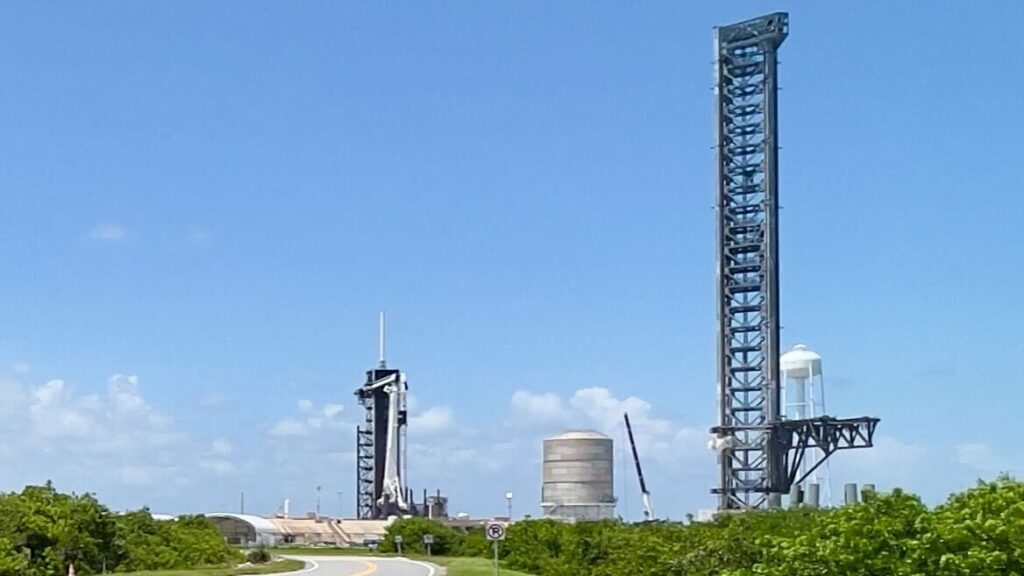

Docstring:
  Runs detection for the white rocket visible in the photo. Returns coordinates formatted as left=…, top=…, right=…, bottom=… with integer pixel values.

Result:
left=379, top=372, right=408, bottom=511
left=365, top=370, right=408, bottom=512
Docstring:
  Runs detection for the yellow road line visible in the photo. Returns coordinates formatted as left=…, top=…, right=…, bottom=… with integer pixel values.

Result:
left=351, top=560, right=378, bottom=576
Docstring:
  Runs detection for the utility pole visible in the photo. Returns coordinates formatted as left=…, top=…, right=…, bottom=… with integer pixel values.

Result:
left=316, top=485, right=322, bottom=519
left=337, top=491, right=344, bottom=519
left=505, top=491, right=513, bottom=521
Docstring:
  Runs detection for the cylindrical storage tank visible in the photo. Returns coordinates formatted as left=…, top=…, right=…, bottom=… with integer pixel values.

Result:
left=806, top=483, right=821, bottom=509
left=541, top=430, right=614, bottom=521
left=844, top=483, right=859, bottom=506
left=780, top=344, right=822, bottom=380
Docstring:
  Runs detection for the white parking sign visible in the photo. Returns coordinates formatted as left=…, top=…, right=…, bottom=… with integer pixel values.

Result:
left=486, top=522, right=506, bottom=541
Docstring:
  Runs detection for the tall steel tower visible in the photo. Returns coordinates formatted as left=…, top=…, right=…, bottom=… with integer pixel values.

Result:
left=355, top=313, right=410, bottom=519
left=711, top=13, right=879, bottom=510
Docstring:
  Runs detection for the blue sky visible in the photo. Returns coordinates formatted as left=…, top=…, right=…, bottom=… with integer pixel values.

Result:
left=1, top=1, right=1022, bottom=520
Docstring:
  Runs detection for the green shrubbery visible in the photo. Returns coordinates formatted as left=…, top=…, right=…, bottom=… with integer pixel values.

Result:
left=0, top=482, right=239, bottom=576
left=386, top=476, right=1024, bottom=576
left=245, top=544, right=272, bottom=564
left=380, top=516, right=462, bottom=556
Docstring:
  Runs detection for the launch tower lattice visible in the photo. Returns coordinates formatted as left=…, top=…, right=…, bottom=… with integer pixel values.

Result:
left=355, top=315, right=410, bottom=519
left=711, top=12, right=879, bottom=510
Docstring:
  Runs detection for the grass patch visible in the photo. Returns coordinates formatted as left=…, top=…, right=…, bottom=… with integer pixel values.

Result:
left=118, top=558, right=306, bottom=575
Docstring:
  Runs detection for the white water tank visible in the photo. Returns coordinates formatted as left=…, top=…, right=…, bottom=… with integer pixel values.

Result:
left=780, top=344, right=821, bottom=379
left=780, top=343, right=832, bottom=506
left=540, top=430, right=615, bottom=521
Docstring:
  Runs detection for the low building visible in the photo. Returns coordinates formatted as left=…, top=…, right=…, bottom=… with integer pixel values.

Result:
left=205, top=514, right=391, bottom=547
left=206, top=514, right=281, bottom=546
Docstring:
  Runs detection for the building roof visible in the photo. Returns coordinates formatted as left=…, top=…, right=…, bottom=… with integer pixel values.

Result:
left=271, top=518, right=340, bottom=535
left=205, top=513, right=281, bottom=534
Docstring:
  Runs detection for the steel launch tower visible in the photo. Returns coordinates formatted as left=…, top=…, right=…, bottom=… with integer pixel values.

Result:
left=355, top=313, right=410, bottom=519
left=711, top=13, right=879, bottom=510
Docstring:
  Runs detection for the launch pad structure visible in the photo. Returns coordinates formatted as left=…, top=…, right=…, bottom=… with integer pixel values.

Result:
left=355, top=314, right=411, bottom=519
left=711, top=12, right=879, bottom=510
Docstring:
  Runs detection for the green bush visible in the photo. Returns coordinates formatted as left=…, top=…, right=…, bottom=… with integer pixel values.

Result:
left=0, top=482, right=239, bottom=575
left=915, top=475, right=1024, bottom=575
left=381, top=517, right=463, bottom=556
left=727, top=490, right=929, bottom=576
left=452, top=527, right=492, bottom=558
left=496, top=477, right=1024, bottom=576
left=113, top=510, right=240, bottom=571
left=246, top=545, right=272, bottom=564
left=8, top=478, right=1024, bottom=575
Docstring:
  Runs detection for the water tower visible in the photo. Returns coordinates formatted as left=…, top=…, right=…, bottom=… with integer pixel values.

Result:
left=780, top=344, right=831, bottom=505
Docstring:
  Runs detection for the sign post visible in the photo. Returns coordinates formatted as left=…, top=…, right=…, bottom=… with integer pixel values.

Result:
left=423, top=534, right=434, bottom=557
left=485, top=522, right=506, bottom=576
left=394, top=534, right=403, bottom=556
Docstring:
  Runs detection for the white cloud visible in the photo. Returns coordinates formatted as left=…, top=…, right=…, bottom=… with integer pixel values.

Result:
left=109, top=374, right=146, bottom=413
left=572, top=387, right=706, bottom=470
left=570, top=387, right=665, bottom=432
left=199, top=459, right=235, bottom=476
left=119, top=466, right=154, bottom=486
left=211, top=438, right=233, bottom=456
left=509, top=390, right=564, bottom=426
left=410, top=406, right=453, bottom=434
left=830, top=435, right=924, bottom=493
left=409, top=443, right=505, bottom=476
left=89, top=224, right=126, bottom=241
left=116, top=464, right=184, bottom=487
left=269, top=419, right=308, bottom=437
left=0, top=371, right=247, bottom=500
left=954, top=442, right=1000, bottom=472
left=198, top=391, right=227, bottom=408
left=29, top=379, right=99, bottom=438
left=268, top=399, right=351, bottom=443
left=507, top=386, right=704, bottom=467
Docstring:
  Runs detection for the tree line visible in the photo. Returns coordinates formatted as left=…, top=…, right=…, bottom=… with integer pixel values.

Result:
left=0, top=482, right=239, bottom=575
left=383, top=475, right=1024, bottom=576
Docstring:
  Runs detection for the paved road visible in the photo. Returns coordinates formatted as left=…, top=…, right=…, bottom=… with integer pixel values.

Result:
left=285, top=555, right=438, bottom=576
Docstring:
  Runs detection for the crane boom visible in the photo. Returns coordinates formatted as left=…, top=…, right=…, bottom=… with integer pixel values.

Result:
left=624, top=412, right=653, bottom=520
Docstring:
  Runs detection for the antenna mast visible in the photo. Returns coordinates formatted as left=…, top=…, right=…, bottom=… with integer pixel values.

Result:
left=379, top=311, right=387, bottom=368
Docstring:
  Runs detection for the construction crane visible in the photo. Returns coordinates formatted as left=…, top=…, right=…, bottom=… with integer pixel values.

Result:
left=623, top=412, right=653, bottom=521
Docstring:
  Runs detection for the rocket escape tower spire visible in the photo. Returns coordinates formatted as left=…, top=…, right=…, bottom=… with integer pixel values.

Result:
left=711, top=13, right=879, bottom=510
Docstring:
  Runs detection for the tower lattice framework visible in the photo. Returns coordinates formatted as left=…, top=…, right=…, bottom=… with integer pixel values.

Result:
left=712, top=13, right=879, bottom=511
left=713, top=12, right=788, bottom=511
